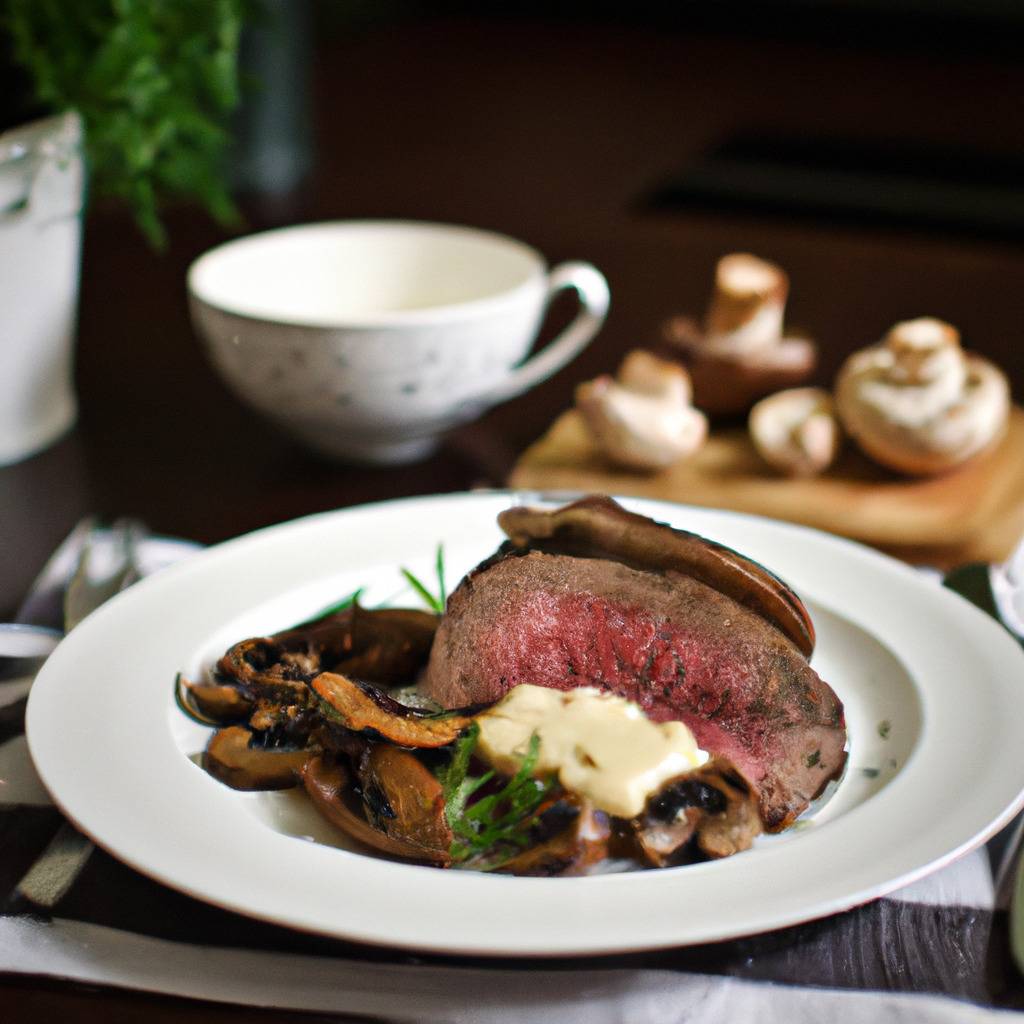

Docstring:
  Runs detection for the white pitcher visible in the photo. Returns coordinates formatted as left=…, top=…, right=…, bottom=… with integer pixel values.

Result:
left=0, top=111, right=84, bottom=465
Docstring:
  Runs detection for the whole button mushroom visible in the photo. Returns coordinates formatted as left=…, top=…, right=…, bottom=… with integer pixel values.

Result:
left=749, top=388, right=842, bottom=478
left=835, top=317, right=1010, bottom=476
left=575, top=349, right=708, bottom=471
left=662, top=253, right=817, bottom=416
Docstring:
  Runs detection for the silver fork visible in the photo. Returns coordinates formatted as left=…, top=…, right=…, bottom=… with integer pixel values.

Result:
left=0, top=518, right=145, bottom=670
left=9, top=518, right=148, bottom=909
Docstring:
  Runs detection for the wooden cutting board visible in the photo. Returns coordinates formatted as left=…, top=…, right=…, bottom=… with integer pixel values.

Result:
left=509, top=406, right=1024, bottom=568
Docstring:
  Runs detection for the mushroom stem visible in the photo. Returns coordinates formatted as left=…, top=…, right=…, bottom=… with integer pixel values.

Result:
left=661, top=253, right=816, bottom=415
left=704, top=253, right=789, bottom=356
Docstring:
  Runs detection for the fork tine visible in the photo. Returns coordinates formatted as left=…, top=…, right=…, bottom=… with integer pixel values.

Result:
left=62, top=519, right=149, bottom=631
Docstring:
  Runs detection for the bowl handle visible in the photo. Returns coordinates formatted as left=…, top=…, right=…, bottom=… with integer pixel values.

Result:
left=485, top=261, right=610, bottom=405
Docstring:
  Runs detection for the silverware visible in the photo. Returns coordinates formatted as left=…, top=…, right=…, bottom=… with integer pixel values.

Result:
left=0, top=518, right=148, bottom=676
left=63, top=517, right=146, bottom=630
left=6, top=517, right=150, bottom=909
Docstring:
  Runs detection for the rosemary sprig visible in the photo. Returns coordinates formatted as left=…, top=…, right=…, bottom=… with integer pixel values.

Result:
left=437, top=723, right=556, bottom=869
left=400, top=543, right=447, bottom=614
left=301, top=587, right=365, bottom=624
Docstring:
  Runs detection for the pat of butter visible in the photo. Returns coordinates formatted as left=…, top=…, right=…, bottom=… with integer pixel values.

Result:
left=475, top=684, right=708, bottom=819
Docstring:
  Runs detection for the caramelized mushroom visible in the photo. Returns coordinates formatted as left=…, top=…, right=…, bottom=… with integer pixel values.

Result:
left=627, top=758, right=762, bottom=866
left=302, top=754, right=450, bottom=864
left=496, top=798, right=611, bottom=877
left=311, top=672, right=476, bottom=748
left=217, top=604, right=439, bottom=701
left=204, top=726, right=311, bottom=790
left=186, top=681, right=254, bottom=723
left=497, top=495, right=815, bottom=658
left=357, top=745, right=453, bottom=862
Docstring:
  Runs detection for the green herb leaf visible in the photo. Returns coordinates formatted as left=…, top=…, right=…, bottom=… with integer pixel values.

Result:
left=878, top=720, right=892, bottom=740
left=401, top=568, right=444, bottom=614
left=805, top=749, right=820, bottom=768
left=400, top=544, right=447, bottom=614
left=436, top=723, right=556, bottom=870
left=435, top=544, right=447, bottom=608
left=298, top=588, right=365, bottom=626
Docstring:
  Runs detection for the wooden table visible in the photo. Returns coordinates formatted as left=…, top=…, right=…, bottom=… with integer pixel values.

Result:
left=4, top=16, right=1024, bottom=1021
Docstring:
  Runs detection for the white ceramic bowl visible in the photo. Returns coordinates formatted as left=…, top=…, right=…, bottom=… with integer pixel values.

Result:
left=188, top=220, right=609, bottom=464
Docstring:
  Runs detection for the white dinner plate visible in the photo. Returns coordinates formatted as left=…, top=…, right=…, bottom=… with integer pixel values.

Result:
left=26, top=492, right=1024, bottom=956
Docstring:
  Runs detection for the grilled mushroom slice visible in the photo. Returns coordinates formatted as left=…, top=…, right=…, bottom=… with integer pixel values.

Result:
left=357, top=745, right=453, bottom=862
left=311, top=672, right=476, bottom=748
left=497, top=494, right=814, bottom=657
left=217, top=604, right=439, bottom=702
left=627, top=758, right=762, bottom=866
left=176, top=674, right=253, bottom=726
left=204, top=726, right=312, bottom=790
left=495, top=798, right=611, bottom=877
left=302, top=754, right=450, bottom=864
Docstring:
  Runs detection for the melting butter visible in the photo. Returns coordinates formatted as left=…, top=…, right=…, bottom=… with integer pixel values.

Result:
left=475, top=684, right=708, bottom=819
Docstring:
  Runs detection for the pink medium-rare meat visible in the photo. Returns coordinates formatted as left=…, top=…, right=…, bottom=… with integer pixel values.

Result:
left=421, top=550, right=846, bottom=831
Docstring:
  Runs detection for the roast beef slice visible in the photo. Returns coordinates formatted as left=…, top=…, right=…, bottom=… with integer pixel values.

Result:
left=421, top=551, right=846, bottom=831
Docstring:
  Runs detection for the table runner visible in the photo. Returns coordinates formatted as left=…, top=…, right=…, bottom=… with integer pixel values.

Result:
left=2, top=528, right=1023, bottom=1021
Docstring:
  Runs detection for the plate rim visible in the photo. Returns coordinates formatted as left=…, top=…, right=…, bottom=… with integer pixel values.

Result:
left=25, top=491, right=1024, bottom=957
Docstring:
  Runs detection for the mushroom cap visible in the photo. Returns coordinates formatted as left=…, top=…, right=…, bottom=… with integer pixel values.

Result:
left=835, top=330, right=1010, bottom=476
left=749, top=387, right=841, bottom=478
left=664, top=317, right=817, bottom=416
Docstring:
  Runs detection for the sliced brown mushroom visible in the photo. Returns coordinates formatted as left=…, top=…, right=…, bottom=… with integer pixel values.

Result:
left=302, top=754, right=450, bottom=863
left=310, top=672, right=476, bottom=748
left=217, top=604, right=439, bottom=701
left=357, top=745, right=453, bottom=863
left=627, top=758, right=762, bottom=866
left=187, top=681, right=253, bottom=722
left=204, top=726, right=312, bottom=790
left=497, top=494, right=815, bottom=657
left=691, top=761, right=762, bottom=859
left=176, top=674, right=253, bottom=727
left=495, top=798, right=611, bottom=877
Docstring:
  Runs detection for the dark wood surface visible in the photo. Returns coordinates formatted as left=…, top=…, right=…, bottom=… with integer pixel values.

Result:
left=4, top=16, right=1024, bottom=1021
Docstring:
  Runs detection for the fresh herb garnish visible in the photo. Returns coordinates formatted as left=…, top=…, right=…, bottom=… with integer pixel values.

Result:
left=878, top=720, right=892, bottom=740
left=861, top=767, right=881, bottom=779
left=401, top=544, right=447, bottom=614
left=805, top=749, right=821, bottom=768
left=298, top=587, right=365, bottom=627
left=436, top=723, right=556, bottom=870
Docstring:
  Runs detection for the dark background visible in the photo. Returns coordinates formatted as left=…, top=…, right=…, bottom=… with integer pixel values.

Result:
left=4, top=0, right=1024, bottom=581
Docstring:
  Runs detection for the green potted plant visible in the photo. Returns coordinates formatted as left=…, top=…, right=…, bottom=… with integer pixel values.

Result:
left=0, top=0, right=248, bottom=464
